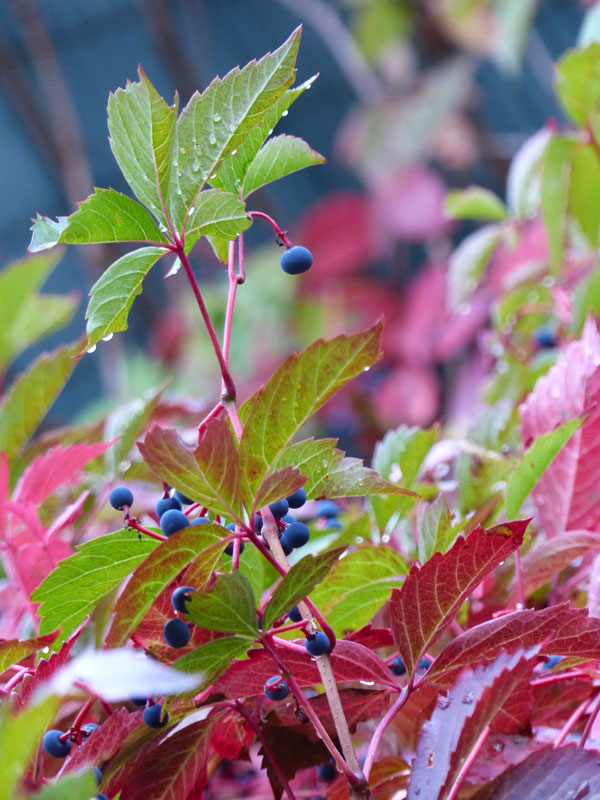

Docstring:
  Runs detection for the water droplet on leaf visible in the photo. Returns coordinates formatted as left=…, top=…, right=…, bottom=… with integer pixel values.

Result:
left=192, top=158, right=201, bottom=172
left=102, top=333, right=114, bottom=342
left=213, top=113, right=221, bottom=122
left=209, top=134, right=217, bottom=145
left=87, top=344, right=97, bottom=354
left=282, top=109, right=288, bottom=116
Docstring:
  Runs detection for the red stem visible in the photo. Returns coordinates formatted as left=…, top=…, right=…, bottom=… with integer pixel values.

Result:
left=238, top=231, right=246, bottom=283
left=59, top=698, right=96, bottom=741
left=197, top=403, right=224, bottom=443
left=127, top=518, right=168, bottom=542
left=268, top=620, right=308, bottom=636
left=579, top=693, right=600, bottom=748
left=2, top=667, right=33, bottom=693
left=554, top=695, right=595, bottom=747
left=530, top=671, right=592, bottom=688
left=232, top=536, right=241, bottom=570
left=223, top=239, right=238, bottom=365
left=175, top=244, right=237, bottom=402
left=446, top=726, right=491, bottom=800
left=249, top=210, right=292, bottom=248
left=230, top=700, right=297, bottom=800
left=363, top=686, right=410, bottom=778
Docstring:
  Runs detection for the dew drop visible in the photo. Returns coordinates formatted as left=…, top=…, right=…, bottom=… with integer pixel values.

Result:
left=515, top=602, right=524, bottom=610
left=229, top=124, right=235, bottom=132
left=433, top=462, right=450, bottom=480
left=192, top=158, right=201, bottom=173
left=172, top=160, right=178, bottom=167
left=179, top=146, right=186, bottom=155
left=210, top=173, right=218, bottom=179
left=359, top=680, right=375, bottom=686
left=282, top=109, right=289, bottom=116
left=213, top=113, right=221, bottom=122
left=189, top=206, right=195, bottom=215
left=176, top=188, right=182, bottom=195
left=426, top=752, right=434, bottom=767
left=457, top=301, right=471, bottom=316
left=231, top=149, right=237, bottom=155
left=363, top=366, right=370, bottom=372
left=209, top=134, right=217, bottom=145
left=102, top=333, right=114, bottom=342
left=542, top=275, right=555, bottom=288
left=382, top=533, right=390, bottom=543
left=268, top=128, right=274, bottom=135
left=437, top=695, right=450, bottom=709
left=87, top=344, right=97, bottom=354
left=461, top=692, right=474, bottom=705
left=355, top=536, right=364, bottom=544
left=492, top=741, right=504, bottom=753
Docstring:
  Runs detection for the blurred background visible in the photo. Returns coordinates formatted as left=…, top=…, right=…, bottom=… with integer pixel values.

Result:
left=0, top=0, right=592, bottom=457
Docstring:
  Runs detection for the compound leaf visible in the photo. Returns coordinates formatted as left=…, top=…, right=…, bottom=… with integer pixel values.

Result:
left=85, top=246, right=167, bottom=348
left=32, top=531, right=159, bottom=645
left=186, top=571, right=258, bottom=637
left=183, top=189, right=250, bottom=253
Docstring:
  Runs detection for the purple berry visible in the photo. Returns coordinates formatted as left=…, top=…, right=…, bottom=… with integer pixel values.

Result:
left=155, top=496, right=182, bottom=517
left=143, top=704, right=169, bottom=728
left=171, top=585, right=196, bottom=614
left=109, top=486, right=133, bottom=511
left=42, top=729, right=71, bottom=758
left=279, top=532, right=293, bottom=556
left=280, top=245, right=313, bottom=275
left=286, top=487, right=307, bottom=508
left=390, top=656, right=406, bottom=676
left=269, top=498, right=289, bottom=519
left=163, top=617, right=191, bottom=648
left=305, top=631, right=330, bottom=657
left=317, top=760, right=337, bottom=782
left=160, top=509, right=190, bottom=537
left=264, top=675, right=289, bottom=700
left=284, top=521, right=310, bottom=548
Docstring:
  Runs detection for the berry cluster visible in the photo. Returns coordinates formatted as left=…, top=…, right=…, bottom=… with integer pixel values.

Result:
left=42, top=725, right=105, bottom=797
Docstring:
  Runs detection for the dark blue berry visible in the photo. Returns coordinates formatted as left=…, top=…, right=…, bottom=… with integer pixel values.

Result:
left=160, top=509, right=190, bottom=537
left=280, top=245, right=313, bottom=275
left=226, top=523, right=236, bottom=531
left=317, top=500, right=339, bottom=518
left=305, top=631, right=330, bottom=657
left=155, top=496, right=182, bottom=517
left=253, top=513, right=263, bottom=532
left=390, top=656, right=407, bottom=676
left=279, top=532, right=293, bottom=556
left=130, top=695, right=148, bottom=706
left=286, top=487, right=307, bottom=508
left=42, top=730, right=71, bottom=758
left=535, top=327, right=557, bottom=349
left=417, top=657, right=432, bottom=670
left=174, top=490, right=194, bottom=505
left=284, top=521, right=310, bottom=549
left=163, top=618, right=191, bottom=648
left=317, top=760, right=337, bottom=782
left=97, top=795, right=109, bottom=800
left=93, top=766, right=103, bottom=785
left=269, top=498, right=289, bottom=519
left=288, top=606, right=302, bottom=622
left=264, top=675, right=290, bottom=701
left=225, top=540, right=245, bottom=556
left=281, top=513, right=296, bottom=524
left=143, top=704, right=169, bottom=729
left=191, top=516, right=210, bottom=525
left=109, top=486, right=133, bottom=511
left=81, top=722, right=101, bottom=737
left=324, top=517, right=343, bottom=530
left=171, top=586, right=196, bottom=614
left=544, top=655, right=562, bottom=670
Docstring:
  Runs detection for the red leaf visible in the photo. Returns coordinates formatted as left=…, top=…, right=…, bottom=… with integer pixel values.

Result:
left=215, top=639, right=398, bottom=698
left=407, top=647, right=539, bottom=800
left=18, top=621, right=87, bottom=707
left=470, top=745, right=600, bottom=800
left=106, top=715, right=216, bottom=800
left=509, top=530, right=600, bottom=604
left=429, top=603, right=600, bottom=685
left=390, top=520, right=528, bottom=675
left=490, top=677, right=534, bottom=734
left=520, top=316, right=600, bottom=537
left=532, top=677, right=593, bottom=727
left=13, top=441, right=114, bottom=505
left=345, top=624, right=395, bottom=650
left=210, top=707, right=253, bottom=760
left=62, top=708, right=144, bottom=773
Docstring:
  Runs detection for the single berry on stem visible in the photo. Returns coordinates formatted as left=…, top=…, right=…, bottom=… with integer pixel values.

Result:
left=143, top=704, right=169, bottom=729
left=286, top=487, right=307, bottom=508
left=305, top=631, right=330, bottom=657
left=280, top=245, right=313, bottom=275
left=109, top=486, right=133, bottom=511
left=264, top=675, right=290, bottom=701
left=155, top=495, right=182, bottom=517
left=390, top=656, right=407, bottom=676
left=171, top=585, right=196, bottom=614
left=42, top=730, right=72, bottom=758
left=160, top=509, right=190, bottom=537
left=284, top=521, right=310, bottom=548
left=163, top=618, right=191, bottom=649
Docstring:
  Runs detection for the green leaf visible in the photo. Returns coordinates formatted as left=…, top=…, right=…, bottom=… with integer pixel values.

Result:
left=506, top=128, right=551, bottom=220
left=572, top=267, right=600, bottom=335
left=186, top=571, right=258, bottom=637
left=570, top=144, right=600, bottom=247
left=32, top=771, right=98, bottom=800
left=506, top=416, right=584, bottom=519
left=263, top=547, right=344, bottom=629
left=239, top=321, right=383, bottom=498
left=273, top=437, right=417, bottom=501
left=32, top=531, right=159, bottom=644
left=0, top=631, right=60, bottom=673
left=85, top=246, right=167, bottom=348
left=0, top=695, right=60, bottom=800
left=64, top=188, right=167, bottom=245
left=242, top=134, right=324, bottom=198
left=212, top=75, right=317, bottom=195
left=28, top=214, right=68, bottom=252
left=171, top=27, right=301, bottom=227
left=556, top=43, right=600, bottom=135
left=541, top=135, right=577, bottom=275
left=417, top=493, right=457, bottom=562
left=0, top=339, right=82, bottom=464
left=104, top=526, right=224, bottom=647
left=448, top=224, right=502, bottom=311
left=0, top=251, right=76, bottom=370
left=107, top=67, right=178, bottom=228
left=238, top=544, right=265, bottom=604
left=310, top=546, right=408, bottom=637
left=253, top=466, right=305, bottom=514
left=138, top=421, right=242, bottom=520
left=173, top=636, right=250, bottom=685
left=445, top=186, right=507, bottom=221
left=183, top=190, right=251, bottom=252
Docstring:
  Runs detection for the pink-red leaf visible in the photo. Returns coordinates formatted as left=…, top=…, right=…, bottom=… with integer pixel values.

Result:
left=520, top=316, right=600, bottom=536
left=407, top=647, right=539, bottom=800
left=470, top=745, right=600, bottom=800
left=215, top=639, right=398, bottom=698
left=62, top=708, right=144, bottom=773
left=429, top=603, right=600, bottom=685
left=209, top=707, right=253, bottom=759
left=490, top=676, right=534, bottom=734
left=390, top=520, right=528, bottom=675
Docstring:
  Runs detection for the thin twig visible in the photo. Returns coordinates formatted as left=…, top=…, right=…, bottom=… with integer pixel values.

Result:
left=363, top=687, right=410, bottom=779
left=446, top=726, right=491, bottom=800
